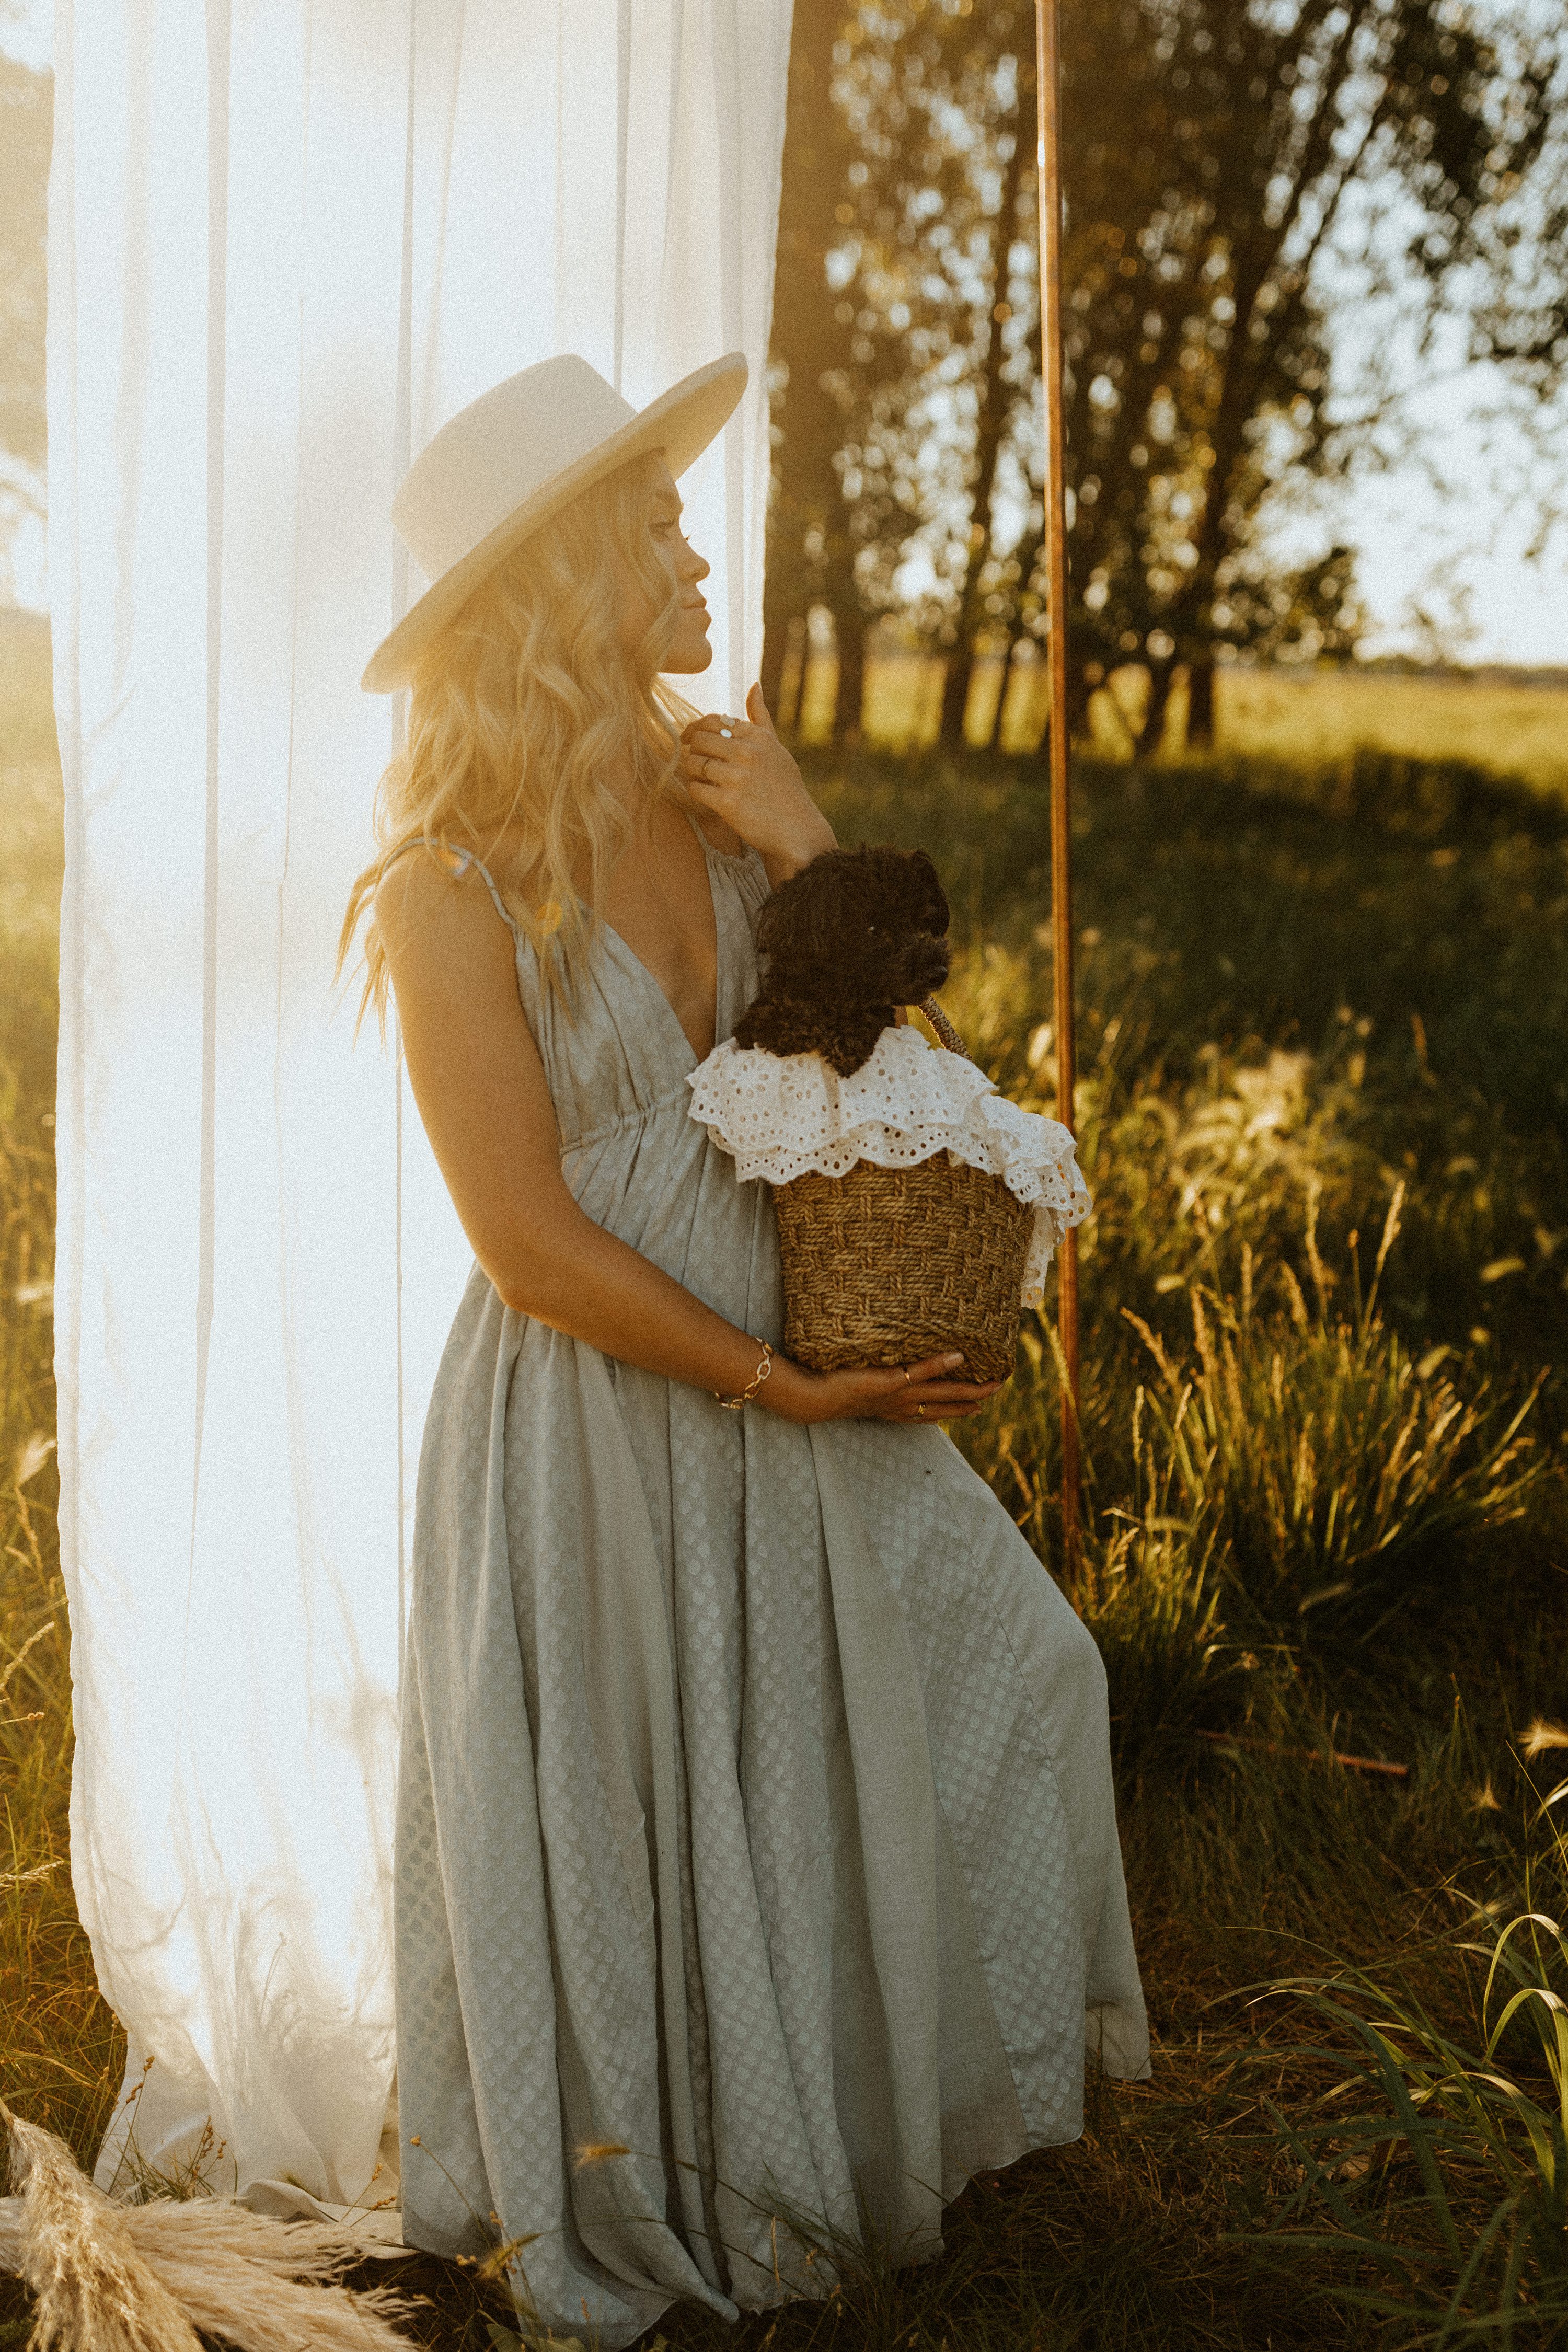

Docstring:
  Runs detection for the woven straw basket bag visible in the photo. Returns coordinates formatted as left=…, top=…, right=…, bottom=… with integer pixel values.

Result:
left=771, top=997, right=1034, bottom=1386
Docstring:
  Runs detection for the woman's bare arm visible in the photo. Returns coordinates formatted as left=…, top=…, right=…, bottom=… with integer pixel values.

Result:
left=373, top=852, right=999, bottom=1426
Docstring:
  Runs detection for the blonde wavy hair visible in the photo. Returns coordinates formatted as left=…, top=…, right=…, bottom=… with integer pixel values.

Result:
left=340, top=449, right=693, bottom=1022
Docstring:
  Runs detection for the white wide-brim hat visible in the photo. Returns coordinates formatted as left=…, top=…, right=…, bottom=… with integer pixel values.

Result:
left=362, top=350, right=747, bottom=693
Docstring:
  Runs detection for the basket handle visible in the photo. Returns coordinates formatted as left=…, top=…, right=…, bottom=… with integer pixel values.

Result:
left=917, top=994, right=972, bottom=1062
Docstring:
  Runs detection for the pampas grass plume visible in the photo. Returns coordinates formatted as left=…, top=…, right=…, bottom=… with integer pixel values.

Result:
left=2, top=2106, right=421, bottom=2352
left=4, top=2106, right=201, bottom=2352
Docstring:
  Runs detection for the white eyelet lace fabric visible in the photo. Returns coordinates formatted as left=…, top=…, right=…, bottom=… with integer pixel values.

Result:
left=687, top=1023, right=1092, bottom=1307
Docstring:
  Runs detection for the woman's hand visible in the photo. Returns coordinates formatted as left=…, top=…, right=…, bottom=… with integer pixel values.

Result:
left=677, top=683, right=836, bottom=885
left=763, top=1350, right=1006, bottom=1427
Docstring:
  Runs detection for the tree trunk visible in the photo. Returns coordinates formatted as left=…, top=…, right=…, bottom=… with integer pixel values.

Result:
left=759, top=613, right=791, bottom=723
left=938, top=639, right=977, bottom=747
left=833, top=611, right=867, bottom=744
left=1024, top=637, right=1092, bottom=756
left=762, top=0, right=858, bottom=717
left=938, top=112, right=1031, bottom=749
left=776, top=615, right=809, bottom=737
left=1185, top=657, right=1215, bottom=750
left=1064, top=658, right=1094, bottom=746
left=1134, top=660, right=1176, bottom=760
left=979, top=640, right=1012, bottom=750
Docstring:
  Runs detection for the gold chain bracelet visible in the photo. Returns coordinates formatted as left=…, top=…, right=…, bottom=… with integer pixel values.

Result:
left=715, top=1339, right=773, bottom=1410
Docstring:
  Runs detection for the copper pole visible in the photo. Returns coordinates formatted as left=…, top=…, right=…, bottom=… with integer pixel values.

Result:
left=1035, top=0, right=1081, bottom=1584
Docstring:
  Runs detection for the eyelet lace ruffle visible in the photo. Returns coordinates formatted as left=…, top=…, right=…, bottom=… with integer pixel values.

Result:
left=687, top=1022, right=1091, bottom=1306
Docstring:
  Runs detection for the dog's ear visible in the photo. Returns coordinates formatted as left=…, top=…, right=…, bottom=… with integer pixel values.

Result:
left=908, top=849, right=950, bottom=938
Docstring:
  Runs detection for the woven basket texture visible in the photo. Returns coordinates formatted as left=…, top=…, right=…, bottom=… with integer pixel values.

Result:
left=774, top=1153, right=1032, bottom=1385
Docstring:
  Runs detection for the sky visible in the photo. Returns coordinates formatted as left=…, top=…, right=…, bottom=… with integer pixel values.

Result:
left=1351, top=440, right=1563, bottom=669
left=3, top=0, right=1564, bottom=665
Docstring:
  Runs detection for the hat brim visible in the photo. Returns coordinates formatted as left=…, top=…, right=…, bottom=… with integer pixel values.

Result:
left=361, top=351, right=748, bottom=693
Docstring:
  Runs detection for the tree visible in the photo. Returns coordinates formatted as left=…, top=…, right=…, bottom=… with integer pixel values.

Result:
left=764, top=0, right=1564, bottom=757
left=1052, top=0, right=1559, bottom=751
left=935, top=72, right=1033, bottom=746
left=828, top=9, right=1048, bottom=747
left=763, top=0, right=864, bottom=735
left=766, top=2, right=1035, bottom=743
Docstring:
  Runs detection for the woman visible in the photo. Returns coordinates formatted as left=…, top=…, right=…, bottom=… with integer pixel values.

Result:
left=348, top=352, right=1147, bottom=2348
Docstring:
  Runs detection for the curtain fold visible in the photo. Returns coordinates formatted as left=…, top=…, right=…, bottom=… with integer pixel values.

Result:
left=49, top=0, right=794, bottom=2204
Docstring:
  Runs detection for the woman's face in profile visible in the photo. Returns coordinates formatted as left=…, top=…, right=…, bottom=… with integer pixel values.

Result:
left=622, top=459, right=713, bottom=674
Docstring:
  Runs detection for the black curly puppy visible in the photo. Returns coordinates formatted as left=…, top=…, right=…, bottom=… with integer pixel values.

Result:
left=733, top=845, right=951, bottom=1078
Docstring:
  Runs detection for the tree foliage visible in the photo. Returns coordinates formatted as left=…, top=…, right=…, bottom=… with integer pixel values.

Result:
left=764, top=0, right=1566, bottom=747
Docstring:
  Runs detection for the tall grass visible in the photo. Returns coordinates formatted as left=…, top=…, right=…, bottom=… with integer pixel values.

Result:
left=0, top=619, right=122, bottom=2178
left=1121, top=1213, right=1543, bottom=1624
left=1243, top=1754, right=1568, bottom=2341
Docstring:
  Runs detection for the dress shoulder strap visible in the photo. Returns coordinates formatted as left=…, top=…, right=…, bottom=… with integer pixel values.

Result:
left=383, top=836, right=521, bottom=941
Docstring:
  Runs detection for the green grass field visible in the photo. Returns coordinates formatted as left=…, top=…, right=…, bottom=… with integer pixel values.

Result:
left=798, top=641, right=1568, bottom=798
left=3, top=621, right=1566, bottom=2347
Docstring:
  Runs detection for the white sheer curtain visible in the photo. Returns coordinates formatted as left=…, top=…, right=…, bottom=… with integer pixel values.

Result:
left=49, top=0, right=793, bottom=2209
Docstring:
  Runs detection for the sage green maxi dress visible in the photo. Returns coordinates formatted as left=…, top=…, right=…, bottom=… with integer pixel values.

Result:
left=394, top=828, right=1148, bottom=2348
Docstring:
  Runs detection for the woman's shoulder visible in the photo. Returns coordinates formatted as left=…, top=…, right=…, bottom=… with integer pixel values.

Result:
left=372, top=841, right=520, bottom=968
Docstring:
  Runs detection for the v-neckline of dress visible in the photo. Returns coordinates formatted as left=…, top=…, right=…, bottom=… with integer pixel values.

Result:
left=600, top=815, right=728, bottom=1069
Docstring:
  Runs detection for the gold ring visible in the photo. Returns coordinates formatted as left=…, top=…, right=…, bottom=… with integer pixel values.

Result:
left=902, top=1368, right=912, bottom=1386
left=704, top=756, right=714, bottom=782
left=916, top=1402, right=926, bottom=1419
